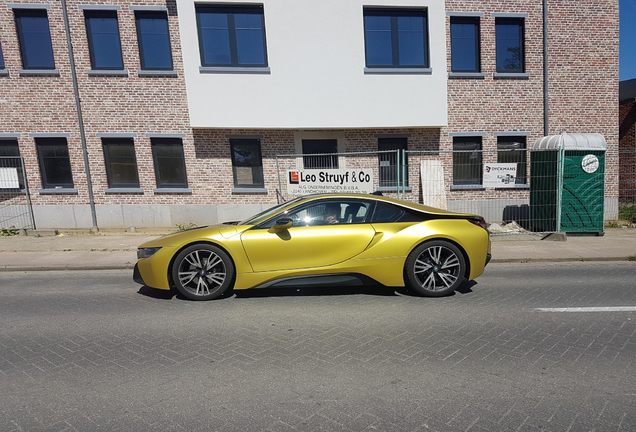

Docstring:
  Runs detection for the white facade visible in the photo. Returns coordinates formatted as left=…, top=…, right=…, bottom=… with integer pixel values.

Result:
left=178, top=0, right=448, bottom=129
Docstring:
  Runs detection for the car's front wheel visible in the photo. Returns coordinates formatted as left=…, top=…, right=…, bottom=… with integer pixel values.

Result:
left=171, top=244, right=235, bottom=300
left=405, top=240, right=466, bottom=297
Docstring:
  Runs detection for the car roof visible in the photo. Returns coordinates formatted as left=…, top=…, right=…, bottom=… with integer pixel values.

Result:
left=291, top=193, right=479, bottom=218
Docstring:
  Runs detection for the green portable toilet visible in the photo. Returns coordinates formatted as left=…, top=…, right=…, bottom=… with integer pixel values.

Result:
left=530, top=133, right=606, bottom=234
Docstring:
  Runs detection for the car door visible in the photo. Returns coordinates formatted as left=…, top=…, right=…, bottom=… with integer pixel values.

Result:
left=240, top=199, right=375, bottom=272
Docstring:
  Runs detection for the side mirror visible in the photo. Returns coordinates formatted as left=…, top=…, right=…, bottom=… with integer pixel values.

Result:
left=268, top=217, right=293, bottom=232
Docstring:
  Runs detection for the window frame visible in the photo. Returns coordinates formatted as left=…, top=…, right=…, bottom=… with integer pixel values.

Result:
left=363, top=7, right=429, bottom=69
left=36, top=137, right=75, bottom=189
left=13, top=8, right=56, bottom=70
left=449, top=16, right=480, bottom=73
left=230, top=138, right=264, bottom=188
left=497, top=136, right=527, bottom=185
left=495, top=17, right=525, bottom=74
left=102, top=138, right=140, bottom=188
left=452, top=136, right=483, bottom=186
left=135, top=11, right=173, bottom=71
left=151, top=138, right=188, bottom=188
left=195, top=4, right=268, bottom=68
left=84, top=10, right=125, bottom=70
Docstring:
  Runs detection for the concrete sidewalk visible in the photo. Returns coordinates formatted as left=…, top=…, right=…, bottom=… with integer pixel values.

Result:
left=0, top=228, right=635, bottom=272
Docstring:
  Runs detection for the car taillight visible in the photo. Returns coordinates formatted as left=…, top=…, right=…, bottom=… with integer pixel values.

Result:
left=469, top=218, right=488, bottom=231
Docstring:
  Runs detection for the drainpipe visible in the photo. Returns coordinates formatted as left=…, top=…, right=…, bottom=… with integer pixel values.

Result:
left=543, top=0, right=549, bottom=136
left=61, top=0, right=98, bottom=231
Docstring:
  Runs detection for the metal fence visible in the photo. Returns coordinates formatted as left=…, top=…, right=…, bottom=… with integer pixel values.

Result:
left=276, top=146, right=636, bottom=235
left=0, top=156, right=35, bottom=231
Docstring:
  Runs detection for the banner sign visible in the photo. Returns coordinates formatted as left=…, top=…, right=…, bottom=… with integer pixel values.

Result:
left=287, top=169, right=374, bottom=194
left=483, top=163, right=517, bottom=188
left=0, top=167, right=20, bottom=189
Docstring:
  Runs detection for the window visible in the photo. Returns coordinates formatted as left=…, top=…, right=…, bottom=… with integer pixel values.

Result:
left=453, top=137, right=482, bottom=186
left=14, top=9, right=56, bottom=70
left=495, top=18, right=524, bottom=73
left=363, top=8, right=429, bottom=68
left=0, top=140, right=25, bottom=189
left=230, top=139, right=264, bottom=188
left=378, top=137, right=408, bottom=188
left=497, top=136, right=527, bottom=184
left=263, top=199, right=372, bottom=228
left=135, top=11, right=173, bottom=70
left=0, top=42, right=5, bottom=69
left=102, top=138, right=140, bottom=188
left=84, top=10, right=124, bottom=70
left=302, top=139, right=338, bottom=169
left=450, top=17, right=480, bottom=72
left=196, top=5, right=268, bottom=67
left=151, top=138, right=187, bottom=188
left=36, top=138, right=74, bottom=189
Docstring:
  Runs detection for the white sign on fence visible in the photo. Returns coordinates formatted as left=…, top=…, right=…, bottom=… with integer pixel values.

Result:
left=287, top=169, right=374, bottom=194
left=0, top=167, right=20, bottom=189
left=483, top=163, right=518, bottom=188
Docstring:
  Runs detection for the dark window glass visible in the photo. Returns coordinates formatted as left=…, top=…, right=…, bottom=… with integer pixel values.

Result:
left=196, top=5, right=267, bottom=67
left=378, top=137, right=408, bottom=188
left=135, top=11, right=173, bottom=70
left=495, top=18, right=524, bottom=73
left=450, top=17, right=480, bottom=72
left=230, top=138, right=264, bottom=188
left=151, top=138, right=187, bottom=188
left=84, top=10, right=124, bottom=70
left=453, top=137, right=482, bottom=186
left=364, top=8, right=428, bottom=68
left=302, top=139, right=338, bottom=169
left=261, top=199, right=372, bottom=228
left=371, top=202, right=405, bottom=223
left=36, top=138, right=74, bottom=188
left=0, top=140, right=25, bottom=189
left=0, top=42, right=5, bottom=69
left=497, top=136, right=527, bottom=184
left=102, top=138, right=139, bottom=188
left=14, top=9, right=56, bottom=70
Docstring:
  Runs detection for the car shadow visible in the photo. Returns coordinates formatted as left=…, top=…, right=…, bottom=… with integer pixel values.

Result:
left=137, top=280, right=476, bottom=300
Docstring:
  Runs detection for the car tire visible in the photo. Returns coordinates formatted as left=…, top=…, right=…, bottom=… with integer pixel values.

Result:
left=405, top=240, right=466, bottom=297
left=171, top=244, right=235, bottom=301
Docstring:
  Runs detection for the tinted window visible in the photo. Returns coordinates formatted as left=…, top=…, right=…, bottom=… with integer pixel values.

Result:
left=497, top=136, right=527, bottom=184
left=85, top=10, right=124, bottom=70
left=371, top=202, right=404, bottom=223
left=230, top=138, right=264, bottom=188
left=378, top=137, right=408, bottom=188
left=102, top=138, right=139, bottom=188
left=364, top=8, right=428, bottom=68
left=196, top=5, right=267, bottom=67
left=453, top=137, right=482, bottom=186
left=0, top=42, right=5, bottom=69
left=36, top=138, right=74, bottom=188
left=14, top=9, right=56, bottom=70
left=152, top=138, right=187, bottom=188
left=302, top=139, right=338, bottom=169
left=450, top=17, right=480, bottom=72
left=260, top=200, right=372, bottom=228
left=496, top=18, right=524, bottom=73
left=0, top=140, right=25, bottom=189
left=136, top=11, right=173, bottom=70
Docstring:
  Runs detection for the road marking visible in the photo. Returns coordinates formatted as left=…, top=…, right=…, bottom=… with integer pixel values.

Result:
left=536, top=307, right=636, bottom=312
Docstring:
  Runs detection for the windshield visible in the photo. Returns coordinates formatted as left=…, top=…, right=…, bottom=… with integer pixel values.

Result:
left=239, top=196, right=305, bottom=225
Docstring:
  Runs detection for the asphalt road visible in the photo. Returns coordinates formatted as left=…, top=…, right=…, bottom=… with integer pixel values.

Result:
left=1, top=263, right=636, bottom=432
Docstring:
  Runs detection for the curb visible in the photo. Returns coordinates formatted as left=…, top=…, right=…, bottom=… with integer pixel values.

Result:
left=489, top=257, right=633, bottom=264
left=0, top=264, right=135, bottom=272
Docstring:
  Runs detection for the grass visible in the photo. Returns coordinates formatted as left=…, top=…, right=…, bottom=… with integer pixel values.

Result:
left=628, top=256, right=636, bottom=262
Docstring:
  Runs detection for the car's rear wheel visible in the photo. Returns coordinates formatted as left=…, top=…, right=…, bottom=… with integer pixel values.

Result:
left=171, top=244, right=235, bottom=300
left=405, top=240, right=466, bottom=297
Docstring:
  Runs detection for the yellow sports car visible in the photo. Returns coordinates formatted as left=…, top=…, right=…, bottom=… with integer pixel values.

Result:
left=134, top=193, right=491, bottom=300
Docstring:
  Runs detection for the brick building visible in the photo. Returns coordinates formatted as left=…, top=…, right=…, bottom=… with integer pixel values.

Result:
left=0, top=0, right=619, bottom=229
left=620, top=78, right=636, bottom=203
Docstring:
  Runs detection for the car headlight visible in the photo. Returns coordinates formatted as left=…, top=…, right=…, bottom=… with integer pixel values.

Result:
left=137, top=247, right=162, bottom=259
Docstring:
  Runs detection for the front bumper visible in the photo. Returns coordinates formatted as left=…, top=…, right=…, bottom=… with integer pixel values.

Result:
left=133, top=263, right=145, bottom=285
